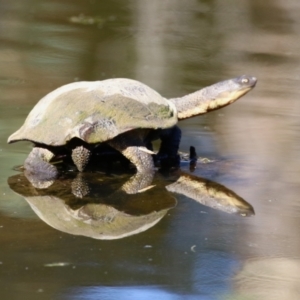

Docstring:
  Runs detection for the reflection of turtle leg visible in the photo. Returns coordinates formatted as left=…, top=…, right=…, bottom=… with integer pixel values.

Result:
left=71, top=173, right=90, bottom=198
left=24, top=147, right=58, bottom=183
left=71, top=146, right=91, bottom=172
left=121, top=172, right=155, bottom=194
left=108, top=131, right=155, bottom=193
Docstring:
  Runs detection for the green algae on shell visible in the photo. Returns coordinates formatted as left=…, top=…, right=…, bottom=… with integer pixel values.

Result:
left=8, top=79, right=177, bottom=146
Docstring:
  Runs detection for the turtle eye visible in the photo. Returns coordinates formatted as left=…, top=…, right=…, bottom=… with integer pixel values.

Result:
left=241, top=78, right=249, bottom=84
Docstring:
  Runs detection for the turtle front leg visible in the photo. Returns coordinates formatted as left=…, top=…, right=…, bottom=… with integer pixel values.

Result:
left=113, top=144, right=155, bottom=194
left=71, top=145, right=91, bottom=172
left=156, top=125, right=181, bottom=169
left=108, top=131, right=155, bottom=193
left=120, top=145, right=154, bottom=173
left=24, top=147, right=58, bottom=187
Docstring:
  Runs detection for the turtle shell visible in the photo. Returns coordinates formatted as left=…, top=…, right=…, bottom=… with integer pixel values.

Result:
left=8, top=78, right=178, bottom=146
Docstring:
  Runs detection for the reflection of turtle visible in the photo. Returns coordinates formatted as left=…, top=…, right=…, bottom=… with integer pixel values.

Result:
left=8, top=163, right=254, bottom=239
left=8, top=172, right=177, bottom=240
left=8, top=76, right=257, bottom=181
left=8, top=169, right=253, bottom=239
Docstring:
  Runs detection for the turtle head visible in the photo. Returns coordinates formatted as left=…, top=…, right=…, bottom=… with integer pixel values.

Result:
left=206, top=75, right=257, bottom=110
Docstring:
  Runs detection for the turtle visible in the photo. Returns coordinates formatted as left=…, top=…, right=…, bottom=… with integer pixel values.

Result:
left=8, top=75, right=257, bottom=181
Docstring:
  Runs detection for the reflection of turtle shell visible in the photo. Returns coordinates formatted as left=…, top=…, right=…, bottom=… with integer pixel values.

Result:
left=26, top=196, right=171, bottom=240
left=8, top=173, right=176, bottom=240
left=8, top=79, right=177, bottom=146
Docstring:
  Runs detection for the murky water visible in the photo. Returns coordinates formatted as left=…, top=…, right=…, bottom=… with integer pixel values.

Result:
left=1, top=0, right=300, bottom=299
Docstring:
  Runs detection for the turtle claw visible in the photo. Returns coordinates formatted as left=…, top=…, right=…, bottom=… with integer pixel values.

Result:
left=137, top=147, right=155, bottom=155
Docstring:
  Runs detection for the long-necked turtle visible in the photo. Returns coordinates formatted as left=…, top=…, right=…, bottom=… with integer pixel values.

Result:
left=8, top=75, right=256, bottom=179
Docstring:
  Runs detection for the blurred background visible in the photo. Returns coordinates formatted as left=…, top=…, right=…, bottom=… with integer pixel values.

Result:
left=1, top=0, right=300, bottom=299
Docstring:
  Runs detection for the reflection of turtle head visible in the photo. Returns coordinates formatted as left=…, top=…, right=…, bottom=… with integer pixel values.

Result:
left=167, top=173, right=254, bottom=217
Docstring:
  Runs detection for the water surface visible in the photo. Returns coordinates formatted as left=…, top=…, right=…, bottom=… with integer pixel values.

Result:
left=1, top=0, right=300, bottom=299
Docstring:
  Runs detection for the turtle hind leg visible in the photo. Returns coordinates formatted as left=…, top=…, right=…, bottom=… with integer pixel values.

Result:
left=71, top=145, right=91, bottom=172
left=24, top=147, right=58, bottom=186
